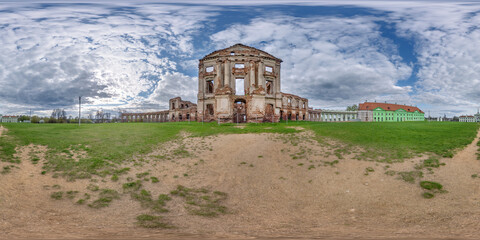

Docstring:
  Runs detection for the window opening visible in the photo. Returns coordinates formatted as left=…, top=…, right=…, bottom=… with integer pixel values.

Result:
left=206, top=104, right=214, bottom=115
left=206, top=80, right=214, bottom=94
left=235, top=63, right=244, bottom=68
left=266, top=80, right=273, bottom=94
left=236, top=78, right=244, bottom=95
left=265, top=66, right=273, bottom=73
left=206, top=66, right=214, bottom=72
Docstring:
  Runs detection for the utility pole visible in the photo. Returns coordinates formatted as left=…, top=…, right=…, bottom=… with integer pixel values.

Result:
left=78, top=96, right=82, bottom=126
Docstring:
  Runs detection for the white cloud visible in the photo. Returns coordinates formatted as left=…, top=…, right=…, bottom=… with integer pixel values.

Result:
left=211, top=15, right=413, bottom=109
left=0, top=3, right=217, bottom=115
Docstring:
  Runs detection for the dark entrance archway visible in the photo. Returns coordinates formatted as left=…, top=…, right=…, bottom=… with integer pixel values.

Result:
left=233, top=99, right=247, bottom=123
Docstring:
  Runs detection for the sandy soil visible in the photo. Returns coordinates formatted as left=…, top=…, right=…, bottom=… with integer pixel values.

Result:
left=1, top=128, right=480, bottom=239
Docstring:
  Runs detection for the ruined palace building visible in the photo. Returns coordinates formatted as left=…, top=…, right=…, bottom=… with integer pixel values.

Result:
left=120, top=44, right=424, bottom=123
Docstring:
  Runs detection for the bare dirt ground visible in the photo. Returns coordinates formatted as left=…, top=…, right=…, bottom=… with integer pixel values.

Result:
left=1, top=128, right=480, bottom=239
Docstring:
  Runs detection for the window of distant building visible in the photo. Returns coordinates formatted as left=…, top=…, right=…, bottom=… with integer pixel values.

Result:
left=206, top=66, right=214, bottom=72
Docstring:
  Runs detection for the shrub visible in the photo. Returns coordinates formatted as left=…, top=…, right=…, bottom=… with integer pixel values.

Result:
left=420, top=181, right=443, bottom=191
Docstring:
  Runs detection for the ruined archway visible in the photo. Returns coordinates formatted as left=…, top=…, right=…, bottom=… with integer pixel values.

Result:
left=233, top=99, right=247, bottom=123
left=265, top=104, right=274, bottom=122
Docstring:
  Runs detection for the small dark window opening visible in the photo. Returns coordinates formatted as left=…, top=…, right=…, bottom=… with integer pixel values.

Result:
left=186, top=104, right=189, bottom=108
left=303, top=114, right=305, bottom=120
left=172, top=103, right=175, bottom=109
left=179, top=114, right=183, bottom=120
left=230, top=51, right=235, bottom=55
left=172, top=114, right=175, bottom=120
left=207, top=80, right=214, bottom=94
left=207, top=104, right=214, bottom=115
left=181, top=104, right=184, bottom=108
left=187, top=114, right=190, bottom=119
left=266, top=81, right=272, bottom=94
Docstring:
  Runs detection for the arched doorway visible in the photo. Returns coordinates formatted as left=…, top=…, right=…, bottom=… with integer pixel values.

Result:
left=233, top=99, right=247, bottom=123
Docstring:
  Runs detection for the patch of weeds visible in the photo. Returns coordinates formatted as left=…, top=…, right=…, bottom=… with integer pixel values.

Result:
left=86, top=184, right=99, bottom=192
left=173, top=175, right=178, bottom=178
left=111, top=174, right=119, bottom=182
left=31, top=157, right=40, bottom=164
left=249, top=164, right=254, bottom=167
left=136, top=172, right=149, bottom=179
left=423, top=192, right=434, bottom=199
left=258, top=155, right=263, bottom=158
left=364, top=167, right=375, bottom=176
left=131, top=189, right=154, bottom=207
left=136, top=214, right=172, bottom=229
left=472, top=174, right=479, bottom=178
left=1, top=165, right=14, bottom=174
left=122, top=180, right=142, bottom=193
left=76, top=193, right=91, bottom=205
left=66, top=190, right=79, bottom=199
left=240, top=162, right=247, bottom=165
left=88, top=189, right=120, bottom=208
left=297, top=163, right=304, bottom=166
left=173, top=145, right=191, bottom=158
left=170, top=185, right=228, bottom=217
left=415, top=157, right=445, bottom=170
left=420, top=181, right=445, bottom=199
left=384, top=170, right=396, bottom=176
left=52, top=184, right=61, bottom=189
left=183, top=173, right=189, bottom=177
left=151, top=176, right=159, bottom=183
left=51, top=191, right=63, bottom=200
left=279, top=176, right=286, bottom=180
left=308, top=165, right=315, bottom=170
left=398, top=171, right=423, bottom=184
left=323, top=160, right=339, bottom=167
left=420, top=181, right=443, bottom=191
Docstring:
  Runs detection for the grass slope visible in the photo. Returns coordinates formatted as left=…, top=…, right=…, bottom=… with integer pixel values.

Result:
left=0, top=121, right=478, bottom=178
left=304, top=121, right=479, bottom=160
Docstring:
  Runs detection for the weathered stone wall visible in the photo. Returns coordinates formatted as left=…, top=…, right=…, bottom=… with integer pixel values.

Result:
left=197, top=43, right=308, bottom=123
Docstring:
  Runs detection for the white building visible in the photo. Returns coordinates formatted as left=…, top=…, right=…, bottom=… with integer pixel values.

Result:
left=1, top=115, right=18, bottom=123
left=459, top=115, right=476, bottom=122
left=459, top=109, right=480, bottom=122
left=320, top=110, right=358, bottom=122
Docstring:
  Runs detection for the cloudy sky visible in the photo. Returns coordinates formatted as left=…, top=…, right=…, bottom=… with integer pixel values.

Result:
left=1, top=0, right=480, bottom=117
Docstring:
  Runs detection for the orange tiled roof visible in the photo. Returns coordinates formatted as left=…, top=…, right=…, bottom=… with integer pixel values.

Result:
left=358, top=102, right=424, bottom=113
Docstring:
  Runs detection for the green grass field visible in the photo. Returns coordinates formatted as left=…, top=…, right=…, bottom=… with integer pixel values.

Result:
left=1, top=121, right=478, bottom=179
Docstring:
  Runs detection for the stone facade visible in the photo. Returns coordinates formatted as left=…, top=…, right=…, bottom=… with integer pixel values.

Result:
left=121, top=97, right=196, bottom=122
left=197, top=44, right=308, bottom=123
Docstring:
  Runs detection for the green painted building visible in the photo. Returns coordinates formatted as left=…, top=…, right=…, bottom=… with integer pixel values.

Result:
left=358, top=102, right=424, bottom=122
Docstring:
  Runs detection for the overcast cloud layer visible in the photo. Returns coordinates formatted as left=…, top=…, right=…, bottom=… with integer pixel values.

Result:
left=1, top=1, right=480, bottom=117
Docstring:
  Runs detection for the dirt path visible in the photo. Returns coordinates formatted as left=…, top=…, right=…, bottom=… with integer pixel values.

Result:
left=0, top=125, right=6, bottom=137
left=1, top=130, right=480, bottom=239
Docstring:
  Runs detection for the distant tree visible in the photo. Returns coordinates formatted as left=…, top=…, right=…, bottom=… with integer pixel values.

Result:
left=346, top=104, right=358, bottom=111
left=31, top=115, right=40, bottom=123
left=18, top=115, right=30, bottom=122
left=51, top=109, right=67, bottom=123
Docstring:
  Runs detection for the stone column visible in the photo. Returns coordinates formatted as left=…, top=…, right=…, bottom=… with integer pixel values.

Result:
left=224, top=59, right=230, bottom=87
left=258, top=61, right=265, bottom=90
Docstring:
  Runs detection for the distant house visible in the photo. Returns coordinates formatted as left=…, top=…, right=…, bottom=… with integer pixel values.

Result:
left=459, top=109, right=480, bottom=122
left=358, top=102, right=424, bottom=122
left=320, top=110, right=358, bottom=122
left=1, top=115, right=18, bottom=123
